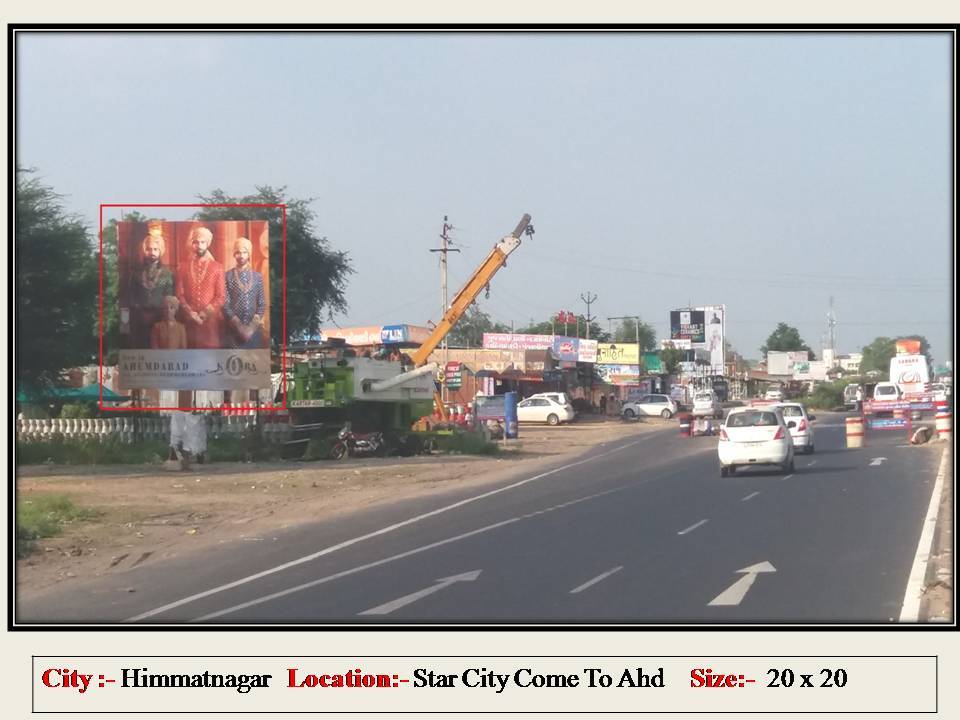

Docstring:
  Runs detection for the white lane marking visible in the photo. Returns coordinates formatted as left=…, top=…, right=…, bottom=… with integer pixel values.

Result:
left=359, top=570, right=481, bottom=615
left=781, top=474, right=794, bottom=481
left=869, top=457, right=888, bottom=466
left=708, top=561, right=777, bottom=606
left=192, top=486, right=628, bottom=621
left=741, top=491, right=760, bottom=502
left=806, top=460, right=818, bottom=467
left=126, top=438, right=646, bottom=622
left=570, top=566, right=624, bottom=594
left=899, top=448, right=950, bottom=622
left=677, top=519, right=708, bottom=536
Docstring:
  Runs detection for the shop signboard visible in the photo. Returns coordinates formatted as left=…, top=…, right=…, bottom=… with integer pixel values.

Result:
left=596, top=343, right=640, bottom=364
left=595, top=364, right=640, bottom=385
left=577, top=339, right=598, bottom=363
left=474, top=394, right=506, bottom=421
left=444, top=361, right=463, bottom=390
left=482, top=333, right=553, bottom=351
left=642, top=352, right=664, bottom=375
left=551, top=336, right=580, bottom=362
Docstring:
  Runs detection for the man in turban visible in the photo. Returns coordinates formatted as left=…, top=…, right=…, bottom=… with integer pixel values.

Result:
left=175, top=226, right=225, bottom=348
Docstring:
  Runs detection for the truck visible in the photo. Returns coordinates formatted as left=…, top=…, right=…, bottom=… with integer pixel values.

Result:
left=283, top=214, right=534, bottom=454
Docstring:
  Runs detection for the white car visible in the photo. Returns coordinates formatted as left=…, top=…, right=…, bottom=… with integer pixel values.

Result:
left=527, top=392, right=575, bottom=413
left=776, top=402, right=816, bottom=454
left=718, top=406, right=795, bottom=477
left=764, top=388, right=784, bottom=401
left=873, top=382, right=900, bottom=401
left=517, top=396, right=575, bottom=425
left=621, top=394, right=677, bottom=419
left=692, top=390, right=722, bottom=419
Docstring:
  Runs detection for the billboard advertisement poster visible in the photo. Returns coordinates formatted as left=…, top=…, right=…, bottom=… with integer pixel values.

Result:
left=670, top=309, right=705, bottom=344
left=895, top=338, right=922, bottom=355
left=577, top=338, right=598, bottom=363
left=482, top=333, right=554, bottom=351
left=595, top=364, right=640, bottom=385
left=551, top=336, right=580, bottom=362
left=323, top=326, right=384, bottom=346
left=117, top=220, right=271, bottom=390
left=700, top=305, right=724, bottom=373
left=890, top=353, right=929, bottom=394
left=596, top=343, right=640, bottom=364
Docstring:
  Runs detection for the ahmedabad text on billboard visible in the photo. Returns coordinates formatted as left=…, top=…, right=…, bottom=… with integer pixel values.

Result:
left=117, top=220, right=271, bottom=390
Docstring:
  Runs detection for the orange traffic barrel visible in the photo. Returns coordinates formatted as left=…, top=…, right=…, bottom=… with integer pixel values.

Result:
left=845, top=416, right=865, bottom=448
left=935, top=411, right=952, bottom=441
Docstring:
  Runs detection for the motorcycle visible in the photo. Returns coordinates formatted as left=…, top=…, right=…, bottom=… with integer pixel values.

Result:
left=330, top=425, right=385, bottom=460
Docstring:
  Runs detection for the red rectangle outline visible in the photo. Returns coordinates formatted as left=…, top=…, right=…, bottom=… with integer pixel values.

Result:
left=97, top=204, right=287, bottom=413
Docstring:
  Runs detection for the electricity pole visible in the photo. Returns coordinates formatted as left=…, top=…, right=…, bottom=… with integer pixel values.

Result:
left=430, top=216, right=459, bottom=403
left=580, top=292, right=597, bottom=339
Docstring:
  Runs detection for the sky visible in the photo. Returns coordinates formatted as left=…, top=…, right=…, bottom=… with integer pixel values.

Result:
left=16, top=31, right=954, bottom=364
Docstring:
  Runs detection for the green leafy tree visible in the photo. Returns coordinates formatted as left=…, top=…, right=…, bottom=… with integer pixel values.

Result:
left=518, top=315, right=609, bottom=341
left=446, top=304, right=510, bottom=347
left=194, top=187, right=353, bottom=341
left=760, top=322, right=815, bottom=359
left=660, top=346, right=686, bottom=375
left=612, top=317, right=656, bottom=351
left=16, top=169, right=98, bottom=390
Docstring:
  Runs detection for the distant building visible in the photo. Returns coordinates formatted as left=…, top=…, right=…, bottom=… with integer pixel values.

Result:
left=838, top=353, right=862, bottom=373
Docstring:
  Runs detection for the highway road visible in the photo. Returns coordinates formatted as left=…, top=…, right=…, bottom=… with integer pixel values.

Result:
left=18, top=412, right=947, bottom=624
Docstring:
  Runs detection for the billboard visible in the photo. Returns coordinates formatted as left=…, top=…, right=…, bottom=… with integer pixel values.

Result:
left=890, top=354, right=929, bottom=395
left=700, top=305, right=725, bottom=374
left=577, top=338, right=598, bottom=363
left=670, top=310, right=705, bottom=344
left=117, top=220, right=271, bottom=390
left=482, top=333, right=553, bottom=351
left=895, top=338, right=922, bottom=355
left=596, top=343, right=640, bottom=364
left=767, top=350, right=809, bottom=376
left=595, top=364, right=640, bottom=386
left=793, top=360, right=829, bottom=381
left=551, top=336, right=580, bottom=362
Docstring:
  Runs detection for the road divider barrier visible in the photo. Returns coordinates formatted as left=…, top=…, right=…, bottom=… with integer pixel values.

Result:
left=934, top=410, right=952, bottom=441
left=845, top=416, right=865, bottom=448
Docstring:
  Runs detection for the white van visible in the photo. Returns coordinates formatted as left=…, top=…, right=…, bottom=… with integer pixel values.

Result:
left=873, top=382, right=901, bottom=402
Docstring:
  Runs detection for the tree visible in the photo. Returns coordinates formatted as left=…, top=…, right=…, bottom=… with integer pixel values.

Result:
left=612, top=317, right=656, bottom=351
left=194, top=187, right=353, bottom=341
left=517, top=315, right=609, bottom=341
left=660, top=346, right=686, bottom=375
left=760, top=322, right=815, bottom=359
left=16, top=169, right=99, bottom=389
left=445, top=303, right=509, bottom=347
left=859, top=337, right=897, bottom=375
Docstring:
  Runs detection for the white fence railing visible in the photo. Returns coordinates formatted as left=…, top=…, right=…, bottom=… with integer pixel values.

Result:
left=16, top=416, right=292, bottom=444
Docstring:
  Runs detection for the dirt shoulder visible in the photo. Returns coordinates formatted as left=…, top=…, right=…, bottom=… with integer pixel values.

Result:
left=16, top=416, right=669, bottom=600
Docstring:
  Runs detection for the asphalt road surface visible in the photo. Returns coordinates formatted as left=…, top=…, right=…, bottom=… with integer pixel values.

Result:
left=19, top=412, right=946, bottom=624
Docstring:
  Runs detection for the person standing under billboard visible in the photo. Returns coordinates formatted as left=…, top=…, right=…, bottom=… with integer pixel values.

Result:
left=223, top=236, right=266, bottom=348
left=176, top=225, right=225, bottom=349
left=129, top=222, right=174, bottom=348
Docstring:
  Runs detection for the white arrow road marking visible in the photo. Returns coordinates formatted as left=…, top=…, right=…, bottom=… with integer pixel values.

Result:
left=781, top=474, right=794, bottom=481
left=806, top=460, right=818, bottom=466
left=570, top=566, right=623, bottom=594
left=359, top=570, right=482, bottom=615
left=741, top=491, right=760, bottom=502
left=869, top=457, right=888, bottom=466
left=677, top=519, right=709, bottom=535
left=708, top=561, right=777, bottom=607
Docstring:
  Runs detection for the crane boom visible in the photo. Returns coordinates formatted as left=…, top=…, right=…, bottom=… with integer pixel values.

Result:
left=411, top=213, right=532, bottom=419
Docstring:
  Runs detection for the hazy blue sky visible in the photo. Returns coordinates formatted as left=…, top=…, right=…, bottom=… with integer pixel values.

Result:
left=17, top=31, right=953, bottom=363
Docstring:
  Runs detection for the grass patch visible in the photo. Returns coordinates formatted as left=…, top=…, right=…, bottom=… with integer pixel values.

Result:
left=435, top=431, right=500, bottom=456
left=17, top=493, right=98, bottom=558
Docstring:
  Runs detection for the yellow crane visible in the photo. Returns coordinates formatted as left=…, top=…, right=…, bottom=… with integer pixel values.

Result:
left=410, top=213, right=534, bottom=420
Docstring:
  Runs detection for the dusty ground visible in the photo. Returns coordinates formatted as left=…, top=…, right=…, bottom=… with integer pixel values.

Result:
left=16, top=416, right=667, bottom=600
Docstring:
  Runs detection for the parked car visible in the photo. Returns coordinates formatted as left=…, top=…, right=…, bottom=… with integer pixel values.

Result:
left=718, top=406, right=794, bottom=477
left=692, top=390, right=723, bottom=419
left=527, top=392, right=575, bottom=413
left=843, top=383, right=863, bottom=410
left=621, top=394, right=677, bottom=420
left=516, top=396, right=575, bottom=425
left=776, top=402, right=816, bottom=454
left=764, top=387, right=784, bottom=401
left=873, top=381, right=901, bottom=402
